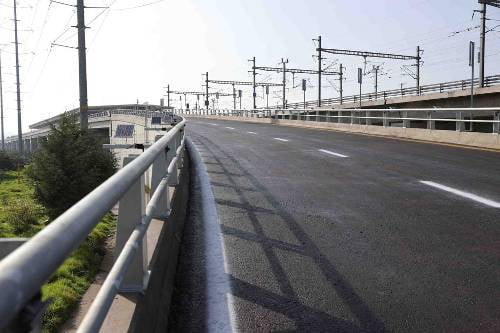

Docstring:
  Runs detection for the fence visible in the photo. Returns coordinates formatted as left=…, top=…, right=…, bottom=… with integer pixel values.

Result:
left=178, top=107, right=500, bottom=134
left=0, top=117, right=186, bottom=332
left=286, top=74, right=500, bottom=109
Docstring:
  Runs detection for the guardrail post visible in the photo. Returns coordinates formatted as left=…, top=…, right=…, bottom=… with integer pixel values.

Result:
left=427, top=111, right=435, bottom=130
left=316, top=109, right=319, bottom=122
left=403, top=111, right=410, bottom=128
left=116, top=155, right=148, bottom=293
left=494, top=111, right=500, bottom=134
left=151, top=135, right=170, bottom=218
left=456, top=111, right=465, bottom=132
left=167, top=132, right=179, bottom=185
left=383, top=111, right=389, bottom=127
left=365, top=110, right=371, bottom=125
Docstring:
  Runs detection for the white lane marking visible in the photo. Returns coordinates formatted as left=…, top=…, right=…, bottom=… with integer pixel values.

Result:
left=274, top=137, right=289, bottom=142
left=225, top=127, right=235, bottom=130
left=247, top=131, right=257, bottom=134
left=420, top=181, right=500, bottom=208
left=209, top=123, right=219, bottom=126
left=318, top=149, right=348, bottom=158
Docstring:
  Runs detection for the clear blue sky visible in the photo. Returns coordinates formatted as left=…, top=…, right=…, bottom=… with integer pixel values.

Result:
left=0, top=0, right=499, bottom=135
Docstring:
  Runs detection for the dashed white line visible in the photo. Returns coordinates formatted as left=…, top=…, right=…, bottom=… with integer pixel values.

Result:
left=247, top=131, right=257, bottom=134
left=209, top=123, right=219, bottom=126
left=225, top=127, right=235, bottom=130
left=274, top=137, right=289, bottom=142
left=420, top=181, right=500, bottom=208
left=318, top=149, right=348, bottom=158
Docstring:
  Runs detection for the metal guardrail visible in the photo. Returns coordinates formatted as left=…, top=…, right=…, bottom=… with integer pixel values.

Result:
left=0, top=117, right=186, bottom=331
left=178, top=108, right=500, bottom=134
left=286, top=74, right=500, bottom=109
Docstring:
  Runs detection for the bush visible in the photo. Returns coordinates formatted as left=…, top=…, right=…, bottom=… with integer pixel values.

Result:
left=27, top=114, right=117, bottom=219
left=2, top=198, right=43, bottom=234
left=0, top=151, right=24, bottom=170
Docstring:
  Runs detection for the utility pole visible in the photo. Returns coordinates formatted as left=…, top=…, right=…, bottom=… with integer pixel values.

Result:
left=302, top=79, right=307, bottom=110
left=358, top=68, right=362, bottom=108
left=416, top=45, right=421, bottom=94
left=0, top=50, right=4, bottom=151
left=77, top=0, right=88, bottom=130
left=250, top=57, right=256, bottom=109
left=339, top=63, right=344, bottom=105
left=316, top=35, right=322, bottom=107
left=281, top=58, right=288, bottom=108
left=470, top=41, right=475, bottom=108
left=13, top=0, right=23, bottom=153
left=167, top=84, right=170, bottom=108
left=204, top=72, right=209, bottom=110
left=373, top=65, right=379, bottom=99
left=265, top=85, right=269, bottom=108
left=479, top=2, right=486, bottom=87
left=232, top=84, right=236, bottom=109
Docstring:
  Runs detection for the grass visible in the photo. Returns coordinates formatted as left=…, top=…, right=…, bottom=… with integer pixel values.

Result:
left=41, top=214, right=115, bottom=332
left=0, top=169, right=116, bottom=332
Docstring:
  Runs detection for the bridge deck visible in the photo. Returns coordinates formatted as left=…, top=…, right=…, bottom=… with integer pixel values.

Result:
left=168, top=118, right=500, bottom=332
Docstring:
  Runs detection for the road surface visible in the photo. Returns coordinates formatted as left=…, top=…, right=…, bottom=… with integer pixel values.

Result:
left=168, top=118, right=500, bottom=332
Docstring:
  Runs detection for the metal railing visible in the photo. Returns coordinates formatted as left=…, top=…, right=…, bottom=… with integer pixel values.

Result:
left=0, top=117, right=186, bottom=332
left=178, top=107, right=500, bottom=134
left=286, top=74, right=500, bottom=109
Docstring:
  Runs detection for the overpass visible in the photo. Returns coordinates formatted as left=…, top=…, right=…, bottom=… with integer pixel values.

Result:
left=3, top=104, right=175, bottom=154
left=0, top=102, right=499, bottom=332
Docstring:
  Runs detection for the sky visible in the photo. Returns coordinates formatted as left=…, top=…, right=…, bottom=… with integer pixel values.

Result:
left=1, top=0, right=500, bottom=136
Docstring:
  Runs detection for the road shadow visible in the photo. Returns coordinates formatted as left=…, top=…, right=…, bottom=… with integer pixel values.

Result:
left=191, top=133, right=386, bottom=332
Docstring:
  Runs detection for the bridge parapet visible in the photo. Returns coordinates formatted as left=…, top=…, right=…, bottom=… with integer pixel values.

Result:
left=0, top=118, right=187, bottom=332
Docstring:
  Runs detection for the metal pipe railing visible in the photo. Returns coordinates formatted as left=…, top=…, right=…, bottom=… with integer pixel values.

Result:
left=177, top=107, right=500, bottom=134
left=77, top=138, right=185, bottom=332
left=0, top=117, right=186, bottom=329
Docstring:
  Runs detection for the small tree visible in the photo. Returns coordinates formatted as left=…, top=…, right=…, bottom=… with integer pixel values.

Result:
left=28, top=114, right=117, bottom=220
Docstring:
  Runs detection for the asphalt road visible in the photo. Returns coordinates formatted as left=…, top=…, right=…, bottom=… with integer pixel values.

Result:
left=168, top=118, right=500, bottom=333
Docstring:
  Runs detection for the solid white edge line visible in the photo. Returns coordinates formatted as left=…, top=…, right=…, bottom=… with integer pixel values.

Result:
left=318, top=149, right=348, bottom=158
left=420, top=180, right=500, bottom=208
left=273, top=137, right=289, bottom=142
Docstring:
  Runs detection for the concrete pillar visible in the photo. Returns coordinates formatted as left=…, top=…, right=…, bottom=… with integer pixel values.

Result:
left=116, top=156, right=148, bottom=292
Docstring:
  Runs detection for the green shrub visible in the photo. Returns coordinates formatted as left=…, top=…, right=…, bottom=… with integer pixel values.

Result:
left=2, top=198, right=43, bottom=235
left=28, top=114, right=117, bottom=219
left=0, top=151, right=24, bottom=170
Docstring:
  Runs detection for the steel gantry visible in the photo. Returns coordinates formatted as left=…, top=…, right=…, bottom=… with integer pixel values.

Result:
left=252, top=58, right=339, bottom=108
left=165, top=87, right=231, bottom=111
left=207, top=79, right=282, bottom=109
left=317, top=37, right=422, bottom=96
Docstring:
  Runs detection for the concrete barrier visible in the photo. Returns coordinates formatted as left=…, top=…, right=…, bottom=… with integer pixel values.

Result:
left=187, top=115, right=500, bottom=151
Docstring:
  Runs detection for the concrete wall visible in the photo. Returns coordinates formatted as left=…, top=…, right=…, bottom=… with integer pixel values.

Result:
left=188, top=115, right=500, bottom=151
